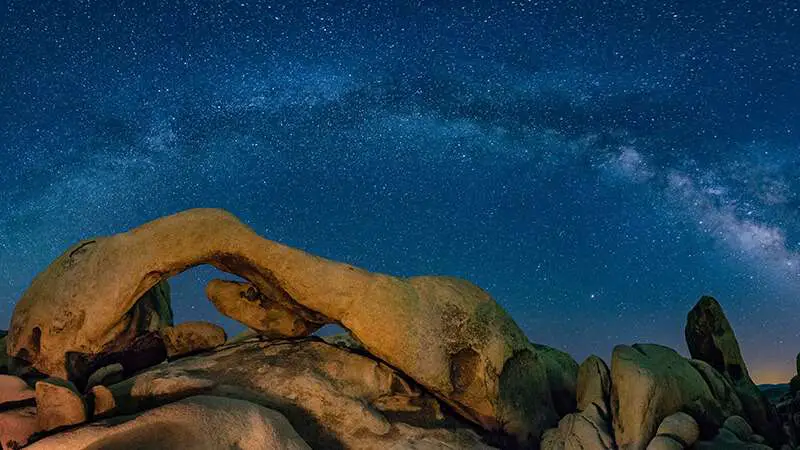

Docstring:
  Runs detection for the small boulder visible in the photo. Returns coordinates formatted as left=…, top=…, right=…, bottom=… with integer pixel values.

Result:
left=723, top=415, right=753, bottom=441
left=159, top=321, right=227, bottom=360
left=88, top=385, right=116, bottom=418
left=656, top=412, right=700, bottom=447
left=35, top=378, right=87, bottom=432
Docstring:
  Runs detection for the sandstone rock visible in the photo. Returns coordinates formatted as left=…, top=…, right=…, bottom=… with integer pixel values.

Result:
left=645, top=435, right=683, bottom=450
left=655, top=411, right=699, bottom=447
left=723, top=415, right=753, bottom=441
left=88, top=385, right=115, bottom=418
left=207, top=280, right=324, bottom=338
left=610, top=344, right=741, bottom=450
left=26, top=395, right=311, bottom=450
left=693, top=426, right=772, bottom=450
left=0, top=375, right=34, bottom=406
left=685, top=296, right=784, bottom=446
left=0, top=406, right=39, bottom=450
left=540, top=403, right=615, bottom=450
left=35, top=378, right=86, bottom=432
left=576, top=355, right=611, bottom=416
left=7, top=208, right=575, bottom=445
left=85, top=363, right=124, bottom=390
left=103, top=338, right=496, bottom=449
left=159, top=321, right=227, bottom=359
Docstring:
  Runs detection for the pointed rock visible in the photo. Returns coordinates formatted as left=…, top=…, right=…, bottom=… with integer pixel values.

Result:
left=685, top=296, right=784, bottom=446
left=576, top=355, right=611, bottom=416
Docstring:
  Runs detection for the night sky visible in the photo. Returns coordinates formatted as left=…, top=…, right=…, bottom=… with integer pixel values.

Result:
left=1, top=1, right=798, bottom=383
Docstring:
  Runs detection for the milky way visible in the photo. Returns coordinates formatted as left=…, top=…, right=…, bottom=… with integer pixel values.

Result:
left=1, top=1, right=799, bottom=382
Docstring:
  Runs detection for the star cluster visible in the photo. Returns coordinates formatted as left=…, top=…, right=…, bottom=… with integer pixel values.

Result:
left=1, top=0, right=798, bottom=382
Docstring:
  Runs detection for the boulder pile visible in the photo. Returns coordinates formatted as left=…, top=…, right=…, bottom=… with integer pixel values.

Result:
left=0, top=209, right=794, bottom=449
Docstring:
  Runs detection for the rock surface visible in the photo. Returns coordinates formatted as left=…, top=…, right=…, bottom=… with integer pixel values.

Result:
left=610, top=344, right=742, bottom=450
left=159, top=321, right=227, bottom=359
left=0, top=406, right=39, bottom=450
left=0, top=375, right=34, bottom=406
left=685, top=296, right=784, bottom=446
left=6, top=208, right=576, bottom=445
left=102, top=338, right=496, bottom=449
left=26, top=395, right=311, bottom=450
left=35, top=378, right=86, bottom=432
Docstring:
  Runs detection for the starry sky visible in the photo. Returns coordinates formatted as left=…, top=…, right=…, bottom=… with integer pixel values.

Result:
left=1, top=1, right=798, bottom=383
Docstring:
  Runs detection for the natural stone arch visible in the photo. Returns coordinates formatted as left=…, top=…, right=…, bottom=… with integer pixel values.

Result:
left=7, top=208, right=576, bottom=446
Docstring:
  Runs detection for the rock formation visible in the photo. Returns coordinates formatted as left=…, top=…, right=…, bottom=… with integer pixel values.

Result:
left=610, top=343, right=744, bottom=449
left=6, top=208, right=577, bottom=445
left=686, top=296, right=784, bottom=446
left=1, top=209, right=795, bottom=449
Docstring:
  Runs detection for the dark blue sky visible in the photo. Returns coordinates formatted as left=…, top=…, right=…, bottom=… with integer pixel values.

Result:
left=1, top=0, right=798, bottom=382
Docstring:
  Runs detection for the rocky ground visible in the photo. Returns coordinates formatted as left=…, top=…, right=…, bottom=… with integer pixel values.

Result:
left=0, top=208, right=797, bottom=449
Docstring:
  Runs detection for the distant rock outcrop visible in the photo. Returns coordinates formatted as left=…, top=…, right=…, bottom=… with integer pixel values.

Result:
left=686, top=296, right=784, bottom=446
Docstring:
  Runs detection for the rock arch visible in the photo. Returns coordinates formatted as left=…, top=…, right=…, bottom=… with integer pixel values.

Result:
left=7, top=208, right=576, bottom=446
